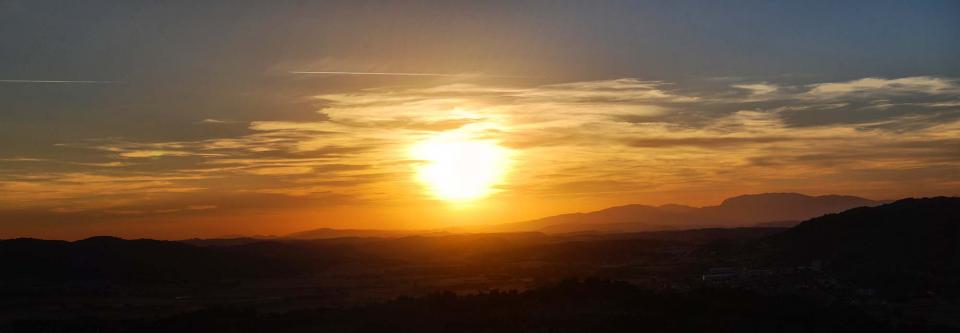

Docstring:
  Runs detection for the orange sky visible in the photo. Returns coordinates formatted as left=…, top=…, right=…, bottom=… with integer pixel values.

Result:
left=2, top=2, right=959, bottom=239
left=4, top=76, right=960, bottom=239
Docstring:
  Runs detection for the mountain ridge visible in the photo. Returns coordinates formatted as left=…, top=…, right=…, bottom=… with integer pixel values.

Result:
left=497, top=192, right=884, bottom=233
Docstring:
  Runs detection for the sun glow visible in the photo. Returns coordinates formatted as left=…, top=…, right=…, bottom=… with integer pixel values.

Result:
left=410, top=133, right=511, bottom=202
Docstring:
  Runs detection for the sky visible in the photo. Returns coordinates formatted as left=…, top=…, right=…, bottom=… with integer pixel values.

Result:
left=1, top=0, right=959, bottom=239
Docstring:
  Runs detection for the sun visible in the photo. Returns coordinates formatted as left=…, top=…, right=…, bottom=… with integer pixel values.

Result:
left=410, top=133, right=511, bottom=202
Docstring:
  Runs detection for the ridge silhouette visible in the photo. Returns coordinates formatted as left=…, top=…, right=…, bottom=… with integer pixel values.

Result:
left=497, top=192, right=882, bottom=233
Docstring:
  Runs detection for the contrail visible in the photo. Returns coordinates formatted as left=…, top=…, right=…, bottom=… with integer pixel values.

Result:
left=290, top=71, right=527, bottom=78
left=290, top=71, right=466, bottom=77
left=0, top=80, right=117, bottom=84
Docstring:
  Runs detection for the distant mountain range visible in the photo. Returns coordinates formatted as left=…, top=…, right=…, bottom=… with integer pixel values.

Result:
left=207, top=193, right=882, bottom=239
left=496, top=193, right=884, bottom=233
left=1, top=197, right=955, bottom=294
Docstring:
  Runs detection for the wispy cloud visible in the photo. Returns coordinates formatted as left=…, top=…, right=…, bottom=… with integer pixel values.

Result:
left=803, top=76, right=959, bottom=99
left=197, top=118, right=237, bottom=124
left=0, top=79, right=117, bottom=84
left=733, top=83, right=779, bottom=96
left=3, top=76, right=958, bottom=223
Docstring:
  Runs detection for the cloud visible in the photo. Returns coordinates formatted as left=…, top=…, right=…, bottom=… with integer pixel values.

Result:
left=70, top=161, right=133, bottom=167
left=921, top=100, right=960, bottom=108
left=0, top=171, right=207, bottom=211
left=804, top=76, right=959, bottom=99
left=516, top=79, right=700, bottom=103
left=244, top=166, right=315, bottom=175
left=103, top=204, right=217, bottom=216
left=3, top=76, right=959, bottom=222
left=625, top=136, right=801, bottom=148
left=0, top=157, right=49, bottom=162
left=733, top=83, right=779, bottom=96
left=118, top=150, right=199, bottom=158
left=197, top=118, right=236, bottom=124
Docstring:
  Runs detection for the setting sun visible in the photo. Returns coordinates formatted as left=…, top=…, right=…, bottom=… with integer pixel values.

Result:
left=410, top=133, right=511, bottom=202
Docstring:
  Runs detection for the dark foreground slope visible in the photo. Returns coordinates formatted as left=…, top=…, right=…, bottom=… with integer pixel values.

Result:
left=8, top=279, right=941, bottom=333
left=2, top=198, right=958, bottom=331
left=767, top=197, right=960, bottom=296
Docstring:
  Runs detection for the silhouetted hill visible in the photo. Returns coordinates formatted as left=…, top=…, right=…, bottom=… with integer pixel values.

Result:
left=762, top=197, right=960, bottom=295
left=0, top=237, right=374, bottom=283
left=2, top=229, right=785, bottom=287
left=502, top=193, right=881, bottom=233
